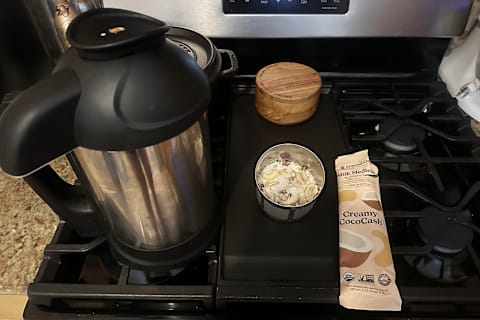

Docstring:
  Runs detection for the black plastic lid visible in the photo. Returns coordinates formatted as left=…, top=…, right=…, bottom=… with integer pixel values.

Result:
left=0, top=9, right=211, bottom=176
left=66, top=9, right=211, bottom=151
left=67, top=8, right=170, bottom=59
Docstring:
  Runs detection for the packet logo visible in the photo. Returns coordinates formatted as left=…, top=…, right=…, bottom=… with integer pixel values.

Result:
left=343, top=272, right=354, bottom=282
left=378, top=273, right=392, bottom=286
left=357, top=274, right=375, bottom=284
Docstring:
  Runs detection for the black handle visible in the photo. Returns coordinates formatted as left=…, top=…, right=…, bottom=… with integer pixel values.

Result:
left=24, top=165, right=106, bottom=238
left=0, top=69, right=80, bottom=176
left=0, top=72, right=106, bottom=237
left=218, top=49, right=239, bottom=79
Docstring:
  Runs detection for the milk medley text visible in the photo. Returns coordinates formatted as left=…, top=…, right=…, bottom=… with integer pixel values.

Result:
left=258, top=159, right=320, bottom=206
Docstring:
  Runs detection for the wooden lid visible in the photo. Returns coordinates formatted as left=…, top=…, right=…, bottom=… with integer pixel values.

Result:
left=256, top=62, right=321, bottom=102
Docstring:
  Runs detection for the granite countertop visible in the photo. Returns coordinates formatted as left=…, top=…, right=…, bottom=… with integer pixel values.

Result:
left=0, top=157, right=75, bottom=294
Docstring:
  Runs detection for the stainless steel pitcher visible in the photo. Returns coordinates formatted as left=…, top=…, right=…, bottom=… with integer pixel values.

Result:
left=73, top=120, right=213, bottom=250
left=0, top=9, right=220, bottom=271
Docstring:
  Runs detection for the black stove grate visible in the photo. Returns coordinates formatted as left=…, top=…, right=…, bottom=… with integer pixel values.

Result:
left=337, top=81, right=480, bottom=202
left=27, top=222, right=217, bottom=313
left=217, top=78, right=480, bottom=318
left=24, top=79, right=480, bottom=319
left=336, top=80, right=480, bottom=283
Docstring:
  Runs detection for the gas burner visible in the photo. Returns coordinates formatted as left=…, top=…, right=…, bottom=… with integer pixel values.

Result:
left=128, top=267, right=184, bottom=285
left=380, top=151, right=424, bottom=173
left=417, top=207, right=473, bottom=255
left=404, top=207, right=475, bottom=283
left=79, top=244, right=184, bottom=285
left=379, top=118, right=426, bottom=153
left=405, top=250, right=474, bottom=284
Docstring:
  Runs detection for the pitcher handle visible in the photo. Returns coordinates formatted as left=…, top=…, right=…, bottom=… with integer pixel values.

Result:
left=24, top=164, right=106, bottom=238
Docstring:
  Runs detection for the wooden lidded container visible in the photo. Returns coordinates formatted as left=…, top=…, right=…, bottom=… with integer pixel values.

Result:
left=255, top=62, right=322, bottom=125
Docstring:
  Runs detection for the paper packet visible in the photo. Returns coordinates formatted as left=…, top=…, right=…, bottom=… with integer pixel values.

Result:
left=335, top=150, right=402, bottom=311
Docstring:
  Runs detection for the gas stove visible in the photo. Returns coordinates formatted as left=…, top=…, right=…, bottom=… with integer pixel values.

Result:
left=21, top=0, right=480, bottom=319
left=24, top=77, right=480, bottom=319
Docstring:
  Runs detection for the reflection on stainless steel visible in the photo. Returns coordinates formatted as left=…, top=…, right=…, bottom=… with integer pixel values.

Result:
left=24, top=0, right=102, bottom=60
left=69, top=0, right=102, bottom=14
left=74, top=121, right=213, bottom=250
left=54, top=0, right=78, bottom=49
left=103, top=0, right=471, bottom=38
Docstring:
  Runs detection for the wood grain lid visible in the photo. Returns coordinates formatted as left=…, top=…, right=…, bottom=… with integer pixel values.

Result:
left=256, top=62, right=321, bottom=102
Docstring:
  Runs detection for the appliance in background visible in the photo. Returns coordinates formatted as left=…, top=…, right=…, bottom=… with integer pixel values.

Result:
left=102, top=0, right=471, bottom=38
left=0, top=9, right=221, bottom=272
left=23, top=0, right=102, bottom=62
left=439, top=17, right=480, bottom=121
left=0, top=0, right=52, bottom=99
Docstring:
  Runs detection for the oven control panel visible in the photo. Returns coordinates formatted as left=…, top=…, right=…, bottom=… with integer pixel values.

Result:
left=223, top=0, right=350, bottom=14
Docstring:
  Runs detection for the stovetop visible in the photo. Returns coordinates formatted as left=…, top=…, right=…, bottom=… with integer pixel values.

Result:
left=24, top=78, right=480, bottom=319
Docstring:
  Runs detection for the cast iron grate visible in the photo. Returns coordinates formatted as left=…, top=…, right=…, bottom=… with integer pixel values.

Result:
left=336, top=80, right=480, bottom=282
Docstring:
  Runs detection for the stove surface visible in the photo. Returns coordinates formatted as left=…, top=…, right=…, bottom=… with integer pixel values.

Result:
left=221, top=92, right=346, bottom=283
left=217, top=79, right=480, bottom=316
left=24, top=79, right=480, bottom=319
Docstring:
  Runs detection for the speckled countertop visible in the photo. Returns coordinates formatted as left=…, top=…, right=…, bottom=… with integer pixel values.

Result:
left=0, top=157, right=75, bottom=294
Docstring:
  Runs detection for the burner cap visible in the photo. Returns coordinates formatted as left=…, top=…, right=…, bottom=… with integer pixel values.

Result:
left=417, top=207, right=473, bottom=255
left=380, top=118, right=426, bottom=153
left=128, top=266, right=184, bottom=285
left=404, top=250, right=473, bottom=283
